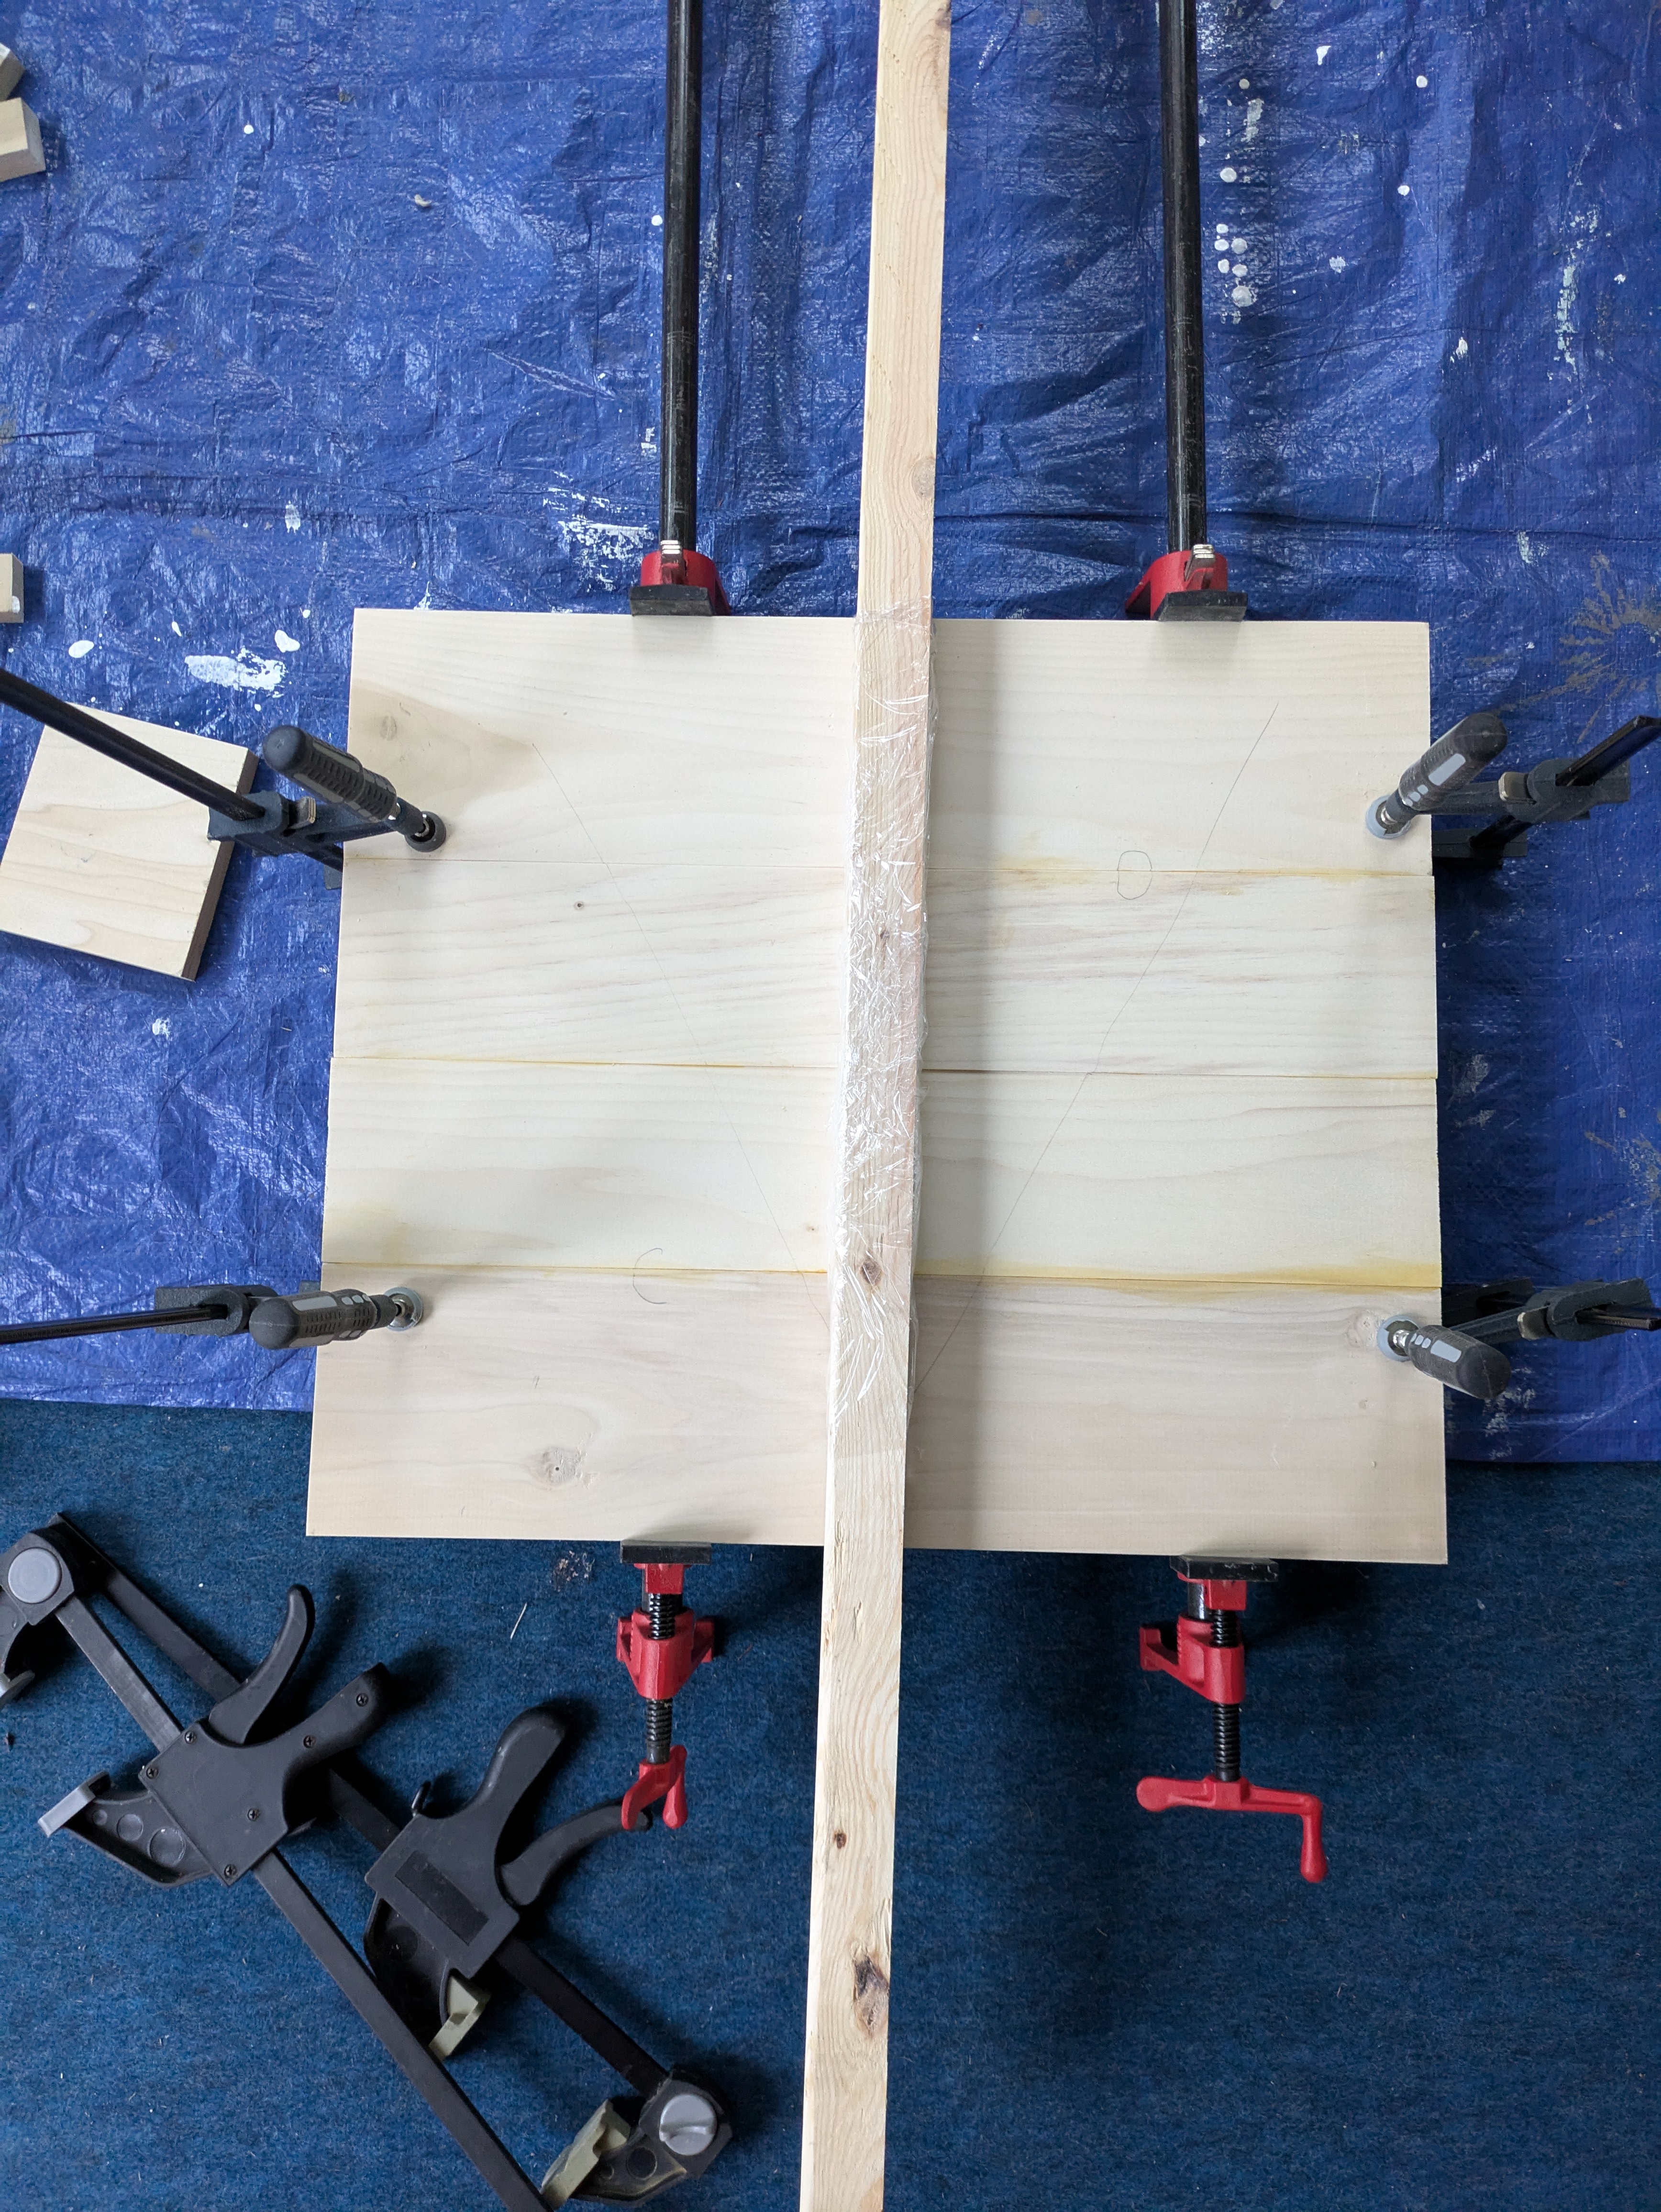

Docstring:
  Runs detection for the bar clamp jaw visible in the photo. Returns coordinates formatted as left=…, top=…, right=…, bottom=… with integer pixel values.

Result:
left=1125, top=543, right=1247, bottom=621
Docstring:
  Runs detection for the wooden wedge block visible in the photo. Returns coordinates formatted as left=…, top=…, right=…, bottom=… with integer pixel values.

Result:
left=0, top=98, right=44, bottom=181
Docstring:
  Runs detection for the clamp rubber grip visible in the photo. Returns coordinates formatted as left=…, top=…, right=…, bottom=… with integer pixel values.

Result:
left=1379, top=1315, right=1512, bottom=1400
left=263, top=725, right=399, bottom=818
left=248, top=1287, right=423, bottom=1349
left=1367, top=711, right=1508, bottom=837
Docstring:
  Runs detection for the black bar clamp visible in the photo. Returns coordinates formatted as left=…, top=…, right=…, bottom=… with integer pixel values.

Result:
left=1378, top=1275, right=1661, bottom=1401
left=0, top=669, right=447, bottom=883
left=1366, top=711, right=1661, bottom=865
left=1, top=1515, right=732, bottom=2207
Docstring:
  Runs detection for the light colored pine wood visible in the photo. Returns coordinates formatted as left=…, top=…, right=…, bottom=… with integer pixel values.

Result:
left=801, top=5, right=952, bottom=2205
left=306, top=1264, right=828, bottom=1541
left=906, top=1278, right=1446, bottom=1560
left=335, top=858, right=845, bottom=1068
left=916, top=1074, right=1440, bottom=1284
left=925, top=865, right=1435, bottom=1077
left=0, top=553, right=22, bottom=622
left=0, top=716, right=255, bottom=978
left=322, top=1058, right=834, bottom=1276
left=310, top=616, right=1442, bottom=1563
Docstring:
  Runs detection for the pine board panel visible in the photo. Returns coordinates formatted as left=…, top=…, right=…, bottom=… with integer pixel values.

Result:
left=906, top=1279, right=1446, bottom=1561
left=916, top=1073, right=1439, bottom=1286
left=306, top=1265, right=828, bottom=1543
left=0, top=716, right=255, bottom=979
left=309, top=609, right=1444, bottom=1570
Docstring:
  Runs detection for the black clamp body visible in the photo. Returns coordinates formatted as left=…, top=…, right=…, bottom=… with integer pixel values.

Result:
left=1365, top=713, right=1661, bottom=863
left=0, top=1282, right=423, bottom=1351
left=0, top=668, right=445, bottom=887
left=209, top=724, right=446, bottom=881
left=1378, top=1276, right=1661, bottom=1401
left=0, top=1516, right=731, bottom=2210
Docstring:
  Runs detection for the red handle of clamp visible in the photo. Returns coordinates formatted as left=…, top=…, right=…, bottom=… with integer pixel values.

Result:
left=1136, top=1772, right=1328, bottom=1883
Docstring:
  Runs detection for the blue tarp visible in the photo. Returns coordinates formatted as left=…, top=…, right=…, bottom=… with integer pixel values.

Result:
left=0, top=0, right=1657, bottom=1457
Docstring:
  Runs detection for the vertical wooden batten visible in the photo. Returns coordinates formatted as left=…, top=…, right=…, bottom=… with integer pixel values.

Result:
left=800, top=3, right=952, bottom=2207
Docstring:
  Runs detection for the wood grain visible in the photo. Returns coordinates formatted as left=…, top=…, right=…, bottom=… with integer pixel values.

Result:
left=916, top=1074, right=1440, bottom=1285
left=306, top=1265, right=828, bottom=1542
left=802, top=4, right=952, bottom=2206
left=0, top=716, right=255, bottom=979
left=906, top=1277, right=1446, bottom=1561
left=322, top=1058, right=834, bottom=1277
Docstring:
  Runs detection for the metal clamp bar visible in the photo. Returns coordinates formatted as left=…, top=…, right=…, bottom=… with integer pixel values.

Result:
left=255, top=1855, right=550, bottom=2212
left=0, top=669, right=265, bottom=822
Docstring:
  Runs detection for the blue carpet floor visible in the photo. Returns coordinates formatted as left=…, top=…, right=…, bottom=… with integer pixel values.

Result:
left=0, top=1399, right=1655, bottom=2210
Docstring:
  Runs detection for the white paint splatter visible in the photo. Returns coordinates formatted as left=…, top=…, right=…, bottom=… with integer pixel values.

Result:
left=284, top=501, right=301, bottom=531
left=170, top=619, right=184, bottom=636
left=1232, top=281, right=1256, bottom=306
left=545, top=496, right=655, bottom=590
left=1329, top=255, right=1347, bottom=273
left=275, top=629, right=300, bottom=652
left=243, top=122, right=254, bottom=135
left=184, top=650, right=286, bottom=693
left=1615, top=272, right=1626, bottom=283
left=415, top=588, right=433, bottom=610
left=1555, top=209, right=1599, bottom=372
left=1316, top=44, right=1330, bottom=64
left=151, top=1017, right=170, bottom=1037
left=1416, top=73, right=1428, bottom=87
left=1453, top=335, right=1469, bottom=358
left=1517, top=531, right=1536, bottom=565
left=1398, top=183, right=1411, bottom=197
left=1219, top=165, right=1237, bottom=182
left=1232, top=236, right=1247, bottom=253
left=650, top=212, right=663, bottom=228
left=67, top=639, right=94, bottom=658
left=1244, top=98, right=1264, bottom=142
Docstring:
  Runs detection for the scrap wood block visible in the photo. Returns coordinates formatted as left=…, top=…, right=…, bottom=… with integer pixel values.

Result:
left=0, top=714, right=255, bottom=978
left=0, top=97, right=43, bottom=180
left=0, top=48, right=22, bottom=101
left=307, top=609, right=1444, bottom=1565
left=0, top=553, right=22, bottom=621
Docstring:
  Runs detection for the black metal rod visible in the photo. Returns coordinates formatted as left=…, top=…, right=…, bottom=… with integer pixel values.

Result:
left=498, top=1934, right=668, bottom=2100
left=0, top=669, right=265, bottom=823
left=660, top=0, right=702, bottom=552
left=0, top=1304, right=222, bottom=1347
left=1159, top=0, right=1207, bottom=552
left=1561, top=714, right=1661, bottom=788
left=256, top=1856, right=550, bottom=2212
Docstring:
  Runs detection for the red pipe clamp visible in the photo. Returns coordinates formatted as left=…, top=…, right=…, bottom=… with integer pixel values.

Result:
left=616, top=1544, right=714, bottom=1830
left=1137, top=1559, right=1327, bottom=1882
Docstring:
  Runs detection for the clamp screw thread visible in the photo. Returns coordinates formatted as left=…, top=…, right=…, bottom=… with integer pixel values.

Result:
left=644, top=1589, right=680, bottom=1764
left=1210, top=1606, right=1242, bottom=1783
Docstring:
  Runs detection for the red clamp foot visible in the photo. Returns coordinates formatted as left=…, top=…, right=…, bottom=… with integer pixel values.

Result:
left=622, top=1743, right=689, bottom=1831
left=1124, top=543, right=1247, bottom=621
left=1136, top=1772, right=1328, bottom=1883
left=631, top=545, right=731, bottom=615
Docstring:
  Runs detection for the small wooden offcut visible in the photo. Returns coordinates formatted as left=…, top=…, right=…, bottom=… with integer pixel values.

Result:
left=0, top=716, right=255, bottom=979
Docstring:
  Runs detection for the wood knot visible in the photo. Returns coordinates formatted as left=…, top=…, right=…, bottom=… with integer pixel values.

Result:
left=833, top=1829, right=848, bottom=1849
left=859, top=1255, right=882, bottom=1287
left=852, top=1951, right=890, bottom=2039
